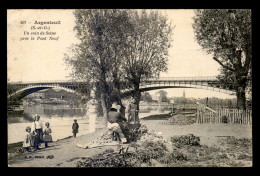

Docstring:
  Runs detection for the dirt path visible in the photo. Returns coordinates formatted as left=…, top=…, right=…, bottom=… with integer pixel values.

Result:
left=8, top=128, right=121, bottom=167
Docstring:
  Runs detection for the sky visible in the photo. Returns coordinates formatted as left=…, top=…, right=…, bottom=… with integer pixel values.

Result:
left=7, top=9, right=236, bottom=99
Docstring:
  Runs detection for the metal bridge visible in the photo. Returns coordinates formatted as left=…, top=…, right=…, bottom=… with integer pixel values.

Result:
left=8, top=76, right=236, bottom=100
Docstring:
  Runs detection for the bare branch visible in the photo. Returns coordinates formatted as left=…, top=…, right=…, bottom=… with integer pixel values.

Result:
left=213, top=57, right=235, bottom=72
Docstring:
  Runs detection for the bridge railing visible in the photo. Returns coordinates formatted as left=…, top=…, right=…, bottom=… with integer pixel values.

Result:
left=142, top=76, right=218, bottom=82
left=10, top=76, right=219, bottom=85
left=9, top=80, right=78, bottom=84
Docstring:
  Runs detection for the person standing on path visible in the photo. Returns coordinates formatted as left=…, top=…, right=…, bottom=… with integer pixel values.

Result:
left=31, top=114, right=43, bottom=150
left=43, top=122, right=53, bottom=148
left=23, top=126, right=34, bottom=152
left=127, top=98, right=139, bottom=124
left=72, top=119, right=79, bottom=137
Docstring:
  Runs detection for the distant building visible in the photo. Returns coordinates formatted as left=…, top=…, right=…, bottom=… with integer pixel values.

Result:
left=26, top=91, right=45, bottom=99
left=183, top=89, right=186, bottom=98
left=43, top=89, right=58, bottom=99
left=169, top=98, right=175, bottom=104
left=56, top=89, right=76, bottom=99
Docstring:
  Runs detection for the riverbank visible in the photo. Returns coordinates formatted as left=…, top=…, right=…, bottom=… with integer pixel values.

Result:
left=8, top=128, right=112, bottom=167
left=8, top=113, right=252, bottom=167
left=8, top=116, right=106, bottom=144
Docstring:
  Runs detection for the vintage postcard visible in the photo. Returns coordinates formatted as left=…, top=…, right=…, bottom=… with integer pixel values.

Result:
left=7, top=9, right=252, bottom=167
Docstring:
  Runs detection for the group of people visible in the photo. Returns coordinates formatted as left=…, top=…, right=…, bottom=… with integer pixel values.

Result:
left=107, top=98, right=140, bottom=144
left=22, top=98, right=136, bottom=151
left=23, top=114, right=80, bottom=152
left=23, top=115, right=53, bottom=152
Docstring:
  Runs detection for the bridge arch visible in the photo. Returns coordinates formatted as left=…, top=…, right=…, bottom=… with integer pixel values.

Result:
left=120, top=82, right=236, bottom=98
left=8, top=84, right=80, bottom=100
left=8, top=76, right=236, bottom=100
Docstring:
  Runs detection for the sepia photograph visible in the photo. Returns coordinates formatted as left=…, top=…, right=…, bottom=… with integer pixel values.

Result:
left=7, top=9, right=252, bottom=167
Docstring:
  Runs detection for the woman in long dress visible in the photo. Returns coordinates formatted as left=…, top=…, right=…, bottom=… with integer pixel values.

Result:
left=32, top=114, right=43, bottom=149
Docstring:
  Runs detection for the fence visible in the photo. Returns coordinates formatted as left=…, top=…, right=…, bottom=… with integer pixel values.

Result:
left=196, top=103, right=252, bottom=125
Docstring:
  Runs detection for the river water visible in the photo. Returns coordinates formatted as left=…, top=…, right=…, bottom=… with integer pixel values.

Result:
left=7, top=103, right=171, bottom=144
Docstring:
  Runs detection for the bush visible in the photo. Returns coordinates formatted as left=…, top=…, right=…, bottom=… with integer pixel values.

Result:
left=158, top=151, right=188, bottom=165
left=170, top=134, right=200, bottom=148
left=237, top=153, right=252, bottom=160
left=225, top=137, right=251, bottom=148
left=215, top=153, right=229, bottom=160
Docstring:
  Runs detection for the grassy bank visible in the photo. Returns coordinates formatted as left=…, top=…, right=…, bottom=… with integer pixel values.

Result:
left=8, top=112, right=252, bottom=167
left=76, top=133, right=252, bottom=167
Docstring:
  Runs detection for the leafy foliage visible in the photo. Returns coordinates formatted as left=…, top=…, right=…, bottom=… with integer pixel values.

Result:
left=140, top=92, right=153, bottom=102
left=156, top=90, right=169, bottom=103
left=170, top=134, right=200, bottom=148
left=192, top=9, right=252, bottom=109
left=65, top=9, right=174, bottom=117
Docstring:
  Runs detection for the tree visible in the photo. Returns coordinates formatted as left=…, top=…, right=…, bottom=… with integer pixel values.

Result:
left=65, top=9, right=131, bottom=122
left=121, top=10, right=173, bottom=119
left=156, top=90, right=169, bottom=103
left=140, top=92, right=153, bottom=102
left=65, top=10, right=173, bottom=123
left=192, top=9, right=252, bottom=110
left=7, top=78, right=21, bottom=106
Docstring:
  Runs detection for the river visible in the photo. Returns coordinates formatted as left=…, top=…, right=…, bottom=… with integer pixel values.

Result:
left=7, top=103, right=171, bottom=144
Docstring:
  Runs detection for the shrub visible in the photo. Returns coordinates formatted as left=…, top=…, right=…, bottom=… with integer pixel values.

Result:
left=158, top=151, right=188, bottom=165
left=215, top=153, right=229, bottom=160
left=225, top=137, right=251, bottom=148
left=237, top=153, right=252, bottom=160
left=170, top=134, right=200, bottom=148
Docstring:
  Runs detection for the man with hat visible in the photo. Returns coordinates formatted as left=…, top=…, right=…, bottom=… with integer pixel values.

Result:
left=107, top=102, right=130, bottom=143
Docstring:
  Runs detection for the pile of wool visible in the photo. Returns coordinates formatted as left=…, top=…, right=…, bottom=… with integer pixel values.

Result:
left=77, top=132, right=168, bottom=167
left=94, top=130, right=115, bottom=145
left=92, top=124, right=149, bottom=145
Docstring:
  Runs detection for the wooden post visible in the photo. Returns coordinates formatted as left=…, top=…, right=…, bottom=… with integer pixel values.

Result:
left=239, top=110, right=242, bottom=124
left=247, top=110, right=249, bottom=125
left=231, top=109, right=233, bottom=124
left=219, top=109, right=223, bottom=123
left=201, top=111, right=202, bottom=124
left=241, top=110, right=243, bottom=124
left=216, top=111, right=218, bottom=124
left=219, top=109, right=221, bottom=123
left=196, top=110, right=199, bottom=123
left=234, top=109, right=239, bottom=123
left=250, top=110, right=252, bottom=125
left=248, top=110, right=250, bottom=124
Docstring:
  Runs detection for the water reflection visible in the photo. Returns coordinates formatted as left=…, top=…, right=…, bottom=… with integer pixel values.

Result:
left=24, top=104, right=86, bottom=117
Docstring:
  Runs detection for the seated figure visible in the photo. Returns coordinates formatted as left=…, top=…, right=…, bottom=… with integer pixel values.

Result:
left=107, top=102, right=130, bottom=143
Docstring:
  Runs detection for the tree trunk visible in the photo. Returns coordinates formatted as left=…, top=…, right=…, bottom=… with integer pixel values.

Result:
left=133, top=86, right=141, bottom=123
left=236, top=86, right=246, bottom=110
left=113, top=76, right=126, bottom=117
left=118, top=100, right=126, bottom=117
left=100, top=91, right=108, bottom=127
